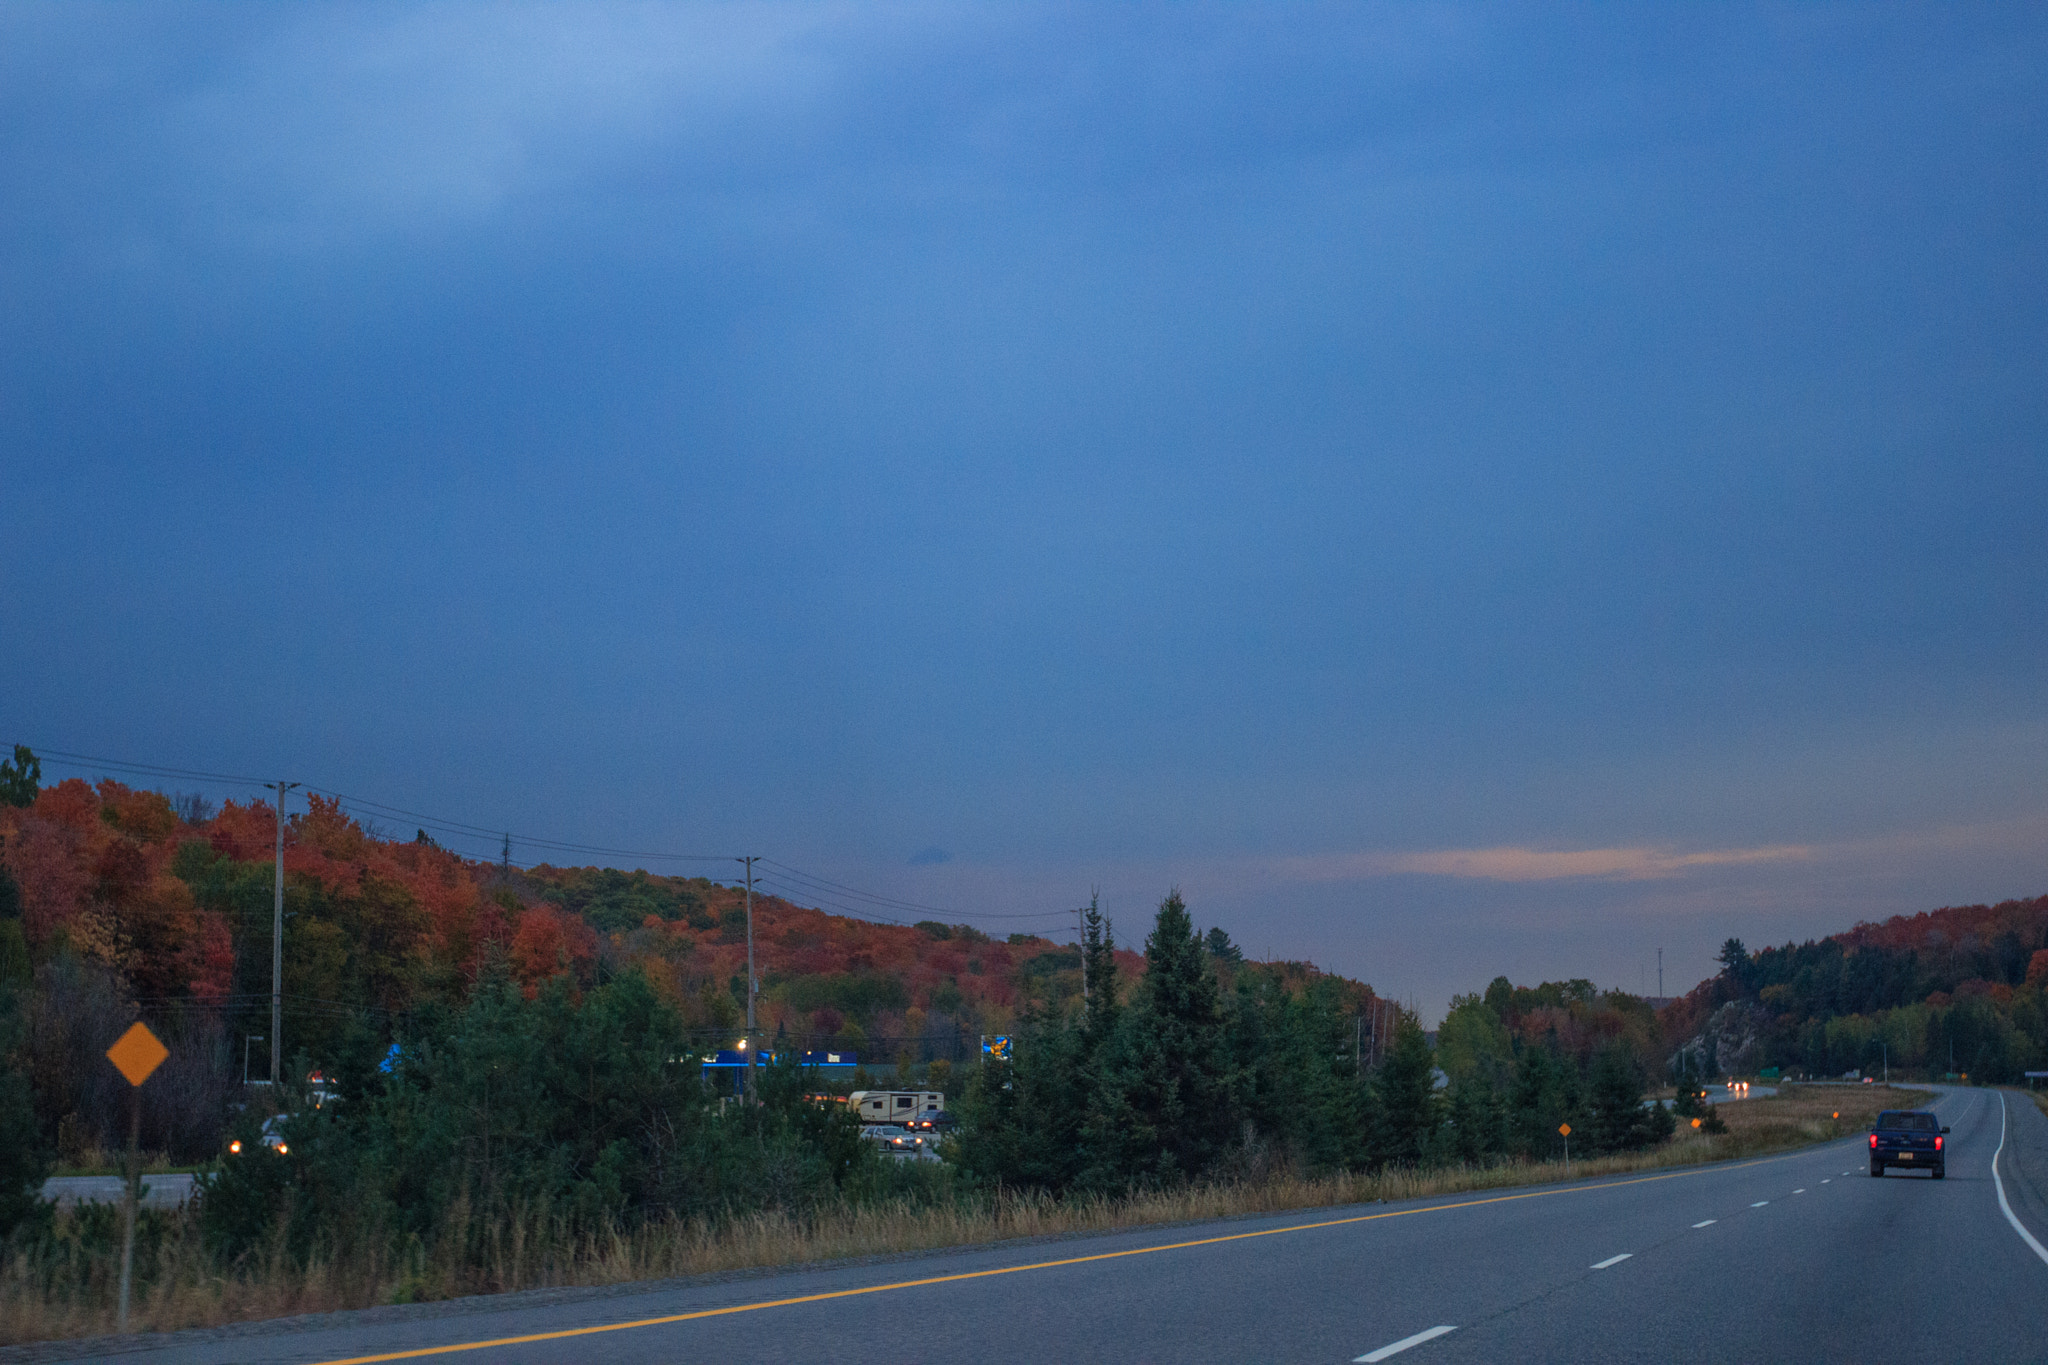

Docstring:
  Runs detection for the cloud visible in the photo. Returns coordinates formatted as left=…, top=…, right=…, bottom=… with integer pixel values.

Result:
left=1277, top=843, right=1814, bottom=884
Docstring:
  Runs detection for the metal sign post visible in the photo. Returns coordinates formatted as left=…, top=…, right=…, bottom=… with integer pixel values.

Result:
left=1559, top=1122, right=1572, bottom=1179
left=106, top=1021, right=169, bottom=1333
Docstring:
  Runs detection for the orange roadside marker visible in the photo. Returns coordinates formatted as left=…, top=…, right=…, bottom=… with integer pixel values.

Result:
left=107, top=1022, right=168, bottom=1087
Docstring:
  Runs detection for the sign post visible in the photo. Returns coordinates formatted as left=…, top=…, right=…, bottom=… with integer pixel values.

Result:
left=106, top=1022, right=168, bottom=1334
left=1559, top=1122, right=1572, bottom=1179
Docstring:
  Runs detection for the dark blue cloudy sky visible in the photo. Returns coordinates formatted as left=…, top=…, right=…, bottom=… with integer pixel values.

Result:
left=5, top=3, right=2045, bottom=1016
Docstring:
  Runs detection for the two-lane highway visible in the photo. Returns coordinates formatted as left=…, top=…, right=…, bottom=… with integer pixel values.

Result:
left=27, top=1087, right=2048, bottom=1365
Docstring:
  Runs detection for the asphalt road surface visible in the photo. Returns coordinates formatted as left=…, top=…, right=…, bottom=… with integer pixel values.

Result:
left=31, top=1086, right=2048, bottom=1365
left=39, top=1173, right=195, bottom=1210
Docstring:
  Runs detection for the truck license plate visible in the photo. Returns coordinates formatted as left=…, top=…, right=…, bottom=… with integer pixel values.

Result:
left=1900, top=1153, right=1912, bottom=1160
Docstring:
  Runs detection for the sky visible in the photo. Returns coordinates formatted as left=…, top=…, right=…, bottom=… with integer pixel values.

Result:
left=4, top=3, right=2045, bottom=1019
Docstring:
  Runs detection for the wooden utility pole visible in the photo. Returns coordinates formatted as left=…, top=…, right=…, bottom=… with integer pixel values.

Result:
left=741, top=856, right=757, bottom=1102
left=271, top=780, right=298, bottom=1087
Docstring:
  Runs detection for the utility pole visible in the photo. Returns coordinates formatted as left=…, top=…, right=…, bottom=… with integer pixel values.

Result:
left=271, top=780, right=299, bottom=1087
left=501, top=832, right=511, bottom=882
left=740, top=856, right=757, bottom=1103
left=1658, top=947, right=1663, bottom=1000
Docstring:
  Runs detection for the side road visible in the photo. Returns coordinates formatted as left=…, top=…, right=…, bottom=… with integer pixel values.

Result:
left=37, top=1175, right=196, bottom=1210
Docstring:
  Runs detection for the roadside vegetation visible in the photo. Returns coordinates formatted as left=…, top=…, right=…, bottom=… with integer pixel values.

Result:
left=0, top=747, right=2036, bottom=1344
left=0, top=1082, right=1922, bottom=1344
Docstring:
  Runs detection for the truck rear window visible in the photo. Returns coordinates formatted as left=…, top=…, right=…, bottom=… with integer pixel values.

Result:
left=1879, top=1113, right=1936, bottom=1131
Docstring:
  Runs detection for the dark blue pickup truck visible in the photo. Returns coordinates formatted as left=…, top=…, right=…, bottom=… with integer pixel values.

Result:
left=1869, top=1109, right=1948, bottom=1178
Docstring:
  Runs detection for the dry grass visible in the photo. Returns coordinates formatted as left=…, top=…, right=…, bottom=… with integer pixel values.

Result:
left=1709, top=1082, right=1928, bottom=1147
left=1, top=1085, right=1919, bottom=1347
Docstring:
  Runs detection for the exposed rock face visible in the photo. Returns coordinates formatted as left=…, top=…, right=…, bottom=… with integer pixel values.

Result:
left=1671, top=999, right=1771, bottom=1077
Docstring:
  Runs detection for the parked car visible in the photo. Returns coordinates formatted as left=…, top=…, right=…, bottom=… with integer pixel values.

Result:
left=227, top=1114, right=290, bottom=1157
left=1870, top=1109, right=1948, bottom=1178
left=904, top=1107, right=955, bottom=1135
left=860, top=1124, right=927, bottom=1156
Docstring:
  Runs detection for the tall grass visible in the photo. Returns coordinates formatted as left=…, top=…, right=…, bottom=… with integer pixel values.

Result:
left=0, top=1084, right=1923, bottom=1346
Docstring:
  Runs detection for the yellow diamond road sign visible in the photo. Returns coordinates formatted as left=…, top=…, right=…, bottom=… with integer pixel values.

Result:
left=107, top=1022, right=168, bottom=1088
left=1558, top=1122, right=1572, bottom=1137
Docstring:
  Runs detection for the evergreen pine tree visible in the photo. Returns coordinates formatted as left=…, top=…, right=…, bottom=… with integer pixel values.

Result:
left=954, top=1000, right=1089, bottom=1192
left=1444, top=1075, right=1505, bottom=1164
left=0, top=865, right=27, bottom=987
left=1507, top=1043, right=1584, bottom=1158
left=1081, top=895, right=1120, bottom=1050
left=1082, top=890, right=1235, bottom=1187
left=0, top=983, right=48, bottom=1236
left=1372, top=1014, right=1440, bottom=1165
left=1587, top=1044, right=1649, bottom=1154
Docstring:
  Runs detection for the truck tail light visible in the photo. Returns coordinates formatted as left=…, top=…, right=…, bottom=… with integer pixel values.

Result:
left=1934, top=1135, right=1942, bottom=1151
left=1870, top=1134, right=1878, bottom=1149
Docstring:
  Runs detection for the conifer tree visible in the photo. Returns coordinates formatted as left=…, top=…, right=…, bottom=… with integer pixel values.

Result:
left=1083, top=890, right=1235, bottom=1187
left=1372, top=1014, right=1440, bottom=1165
left=953, top=1001, right=1089, bottom=1192
left=1080, top=895, right=1119, bottom=1050
left=1587, top=1043, right=1654, bottom=1153
left=1507, top=1043, right=1583, bottom=1158
left=0, top=982, right=48, bottom=1236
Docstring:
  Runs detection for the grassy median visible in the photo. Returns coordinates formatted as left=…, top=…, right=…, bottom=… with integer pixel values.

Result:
left=0, top=1083, right=1930, bottom=1345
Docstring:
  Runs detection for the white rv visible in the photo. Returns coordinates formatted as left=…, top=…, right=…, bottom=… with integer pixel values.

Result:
left=848, top=1090, right=944, bottom=1126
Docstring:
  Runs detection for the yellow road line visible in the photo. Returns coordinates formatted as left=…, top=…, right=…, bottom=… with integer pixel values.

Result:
left=311, top=1150, right=1811, bottom=1364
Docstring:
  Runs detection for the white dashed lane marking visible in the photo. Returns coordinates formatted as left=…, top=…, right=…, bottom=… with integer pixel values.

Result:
left=1356, top=1325, right=1457, bottom=1361
left=1590, top=1254, right=1632, bottom=1269
left=1751, top=1201, right=1769, bottom=1207
left=1692, top=1220, right=1716, bottom=1228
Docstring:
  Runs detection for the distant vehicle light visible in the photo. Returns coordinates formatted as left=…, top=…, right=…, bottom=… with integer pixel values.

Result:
left=228, top=1140, right=242, bottom=1154
left=275, top=1143, right=288, bottom=1155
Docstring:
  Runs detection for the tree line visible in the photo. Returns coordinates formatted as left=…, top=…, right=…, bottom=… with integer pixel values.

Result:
left=949, top=893, right=1673, bottom=1195
left=1663, top=908, right=2048, bottom=1084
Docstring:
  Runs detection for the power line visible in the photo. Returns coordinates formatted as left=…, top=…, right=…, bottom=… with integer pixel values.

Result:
left=16, top=739, right=1075, bottom=932
left=27, top=747, right=275, bottom=790
left=21, top=744, right=733, bottom=862
left=302, top=787, right=735, bottom=863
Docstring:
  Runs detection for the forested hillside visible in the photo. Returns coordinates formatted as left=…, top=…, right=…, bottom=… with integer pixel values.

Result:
left=0, top=747, right=1718, bottom=1322
left=1660, top=895, right=2048, bottom=1082
left=0, top=760, right=1385, bottom=1163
